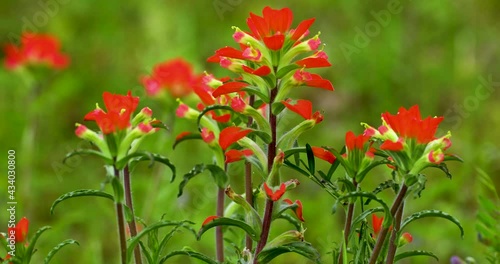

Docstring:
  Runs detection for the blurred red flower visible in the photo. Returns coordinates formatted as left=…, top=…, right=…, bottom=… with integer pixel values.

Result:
left=3, top=32, right=69, bottom=70
left=142, top=58, right=197, bottom=98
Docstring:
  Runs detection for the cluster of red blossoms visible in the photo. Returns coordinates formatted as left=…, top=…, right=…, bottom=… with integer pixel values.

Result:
left=2, top=217, right=29, bottom=261
left=3, top=32, right=69, bottom=70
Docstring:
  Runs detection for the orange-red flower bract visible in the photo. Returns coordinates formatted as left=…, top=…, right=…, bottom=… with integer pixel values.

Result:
left=3, top=32, right=69, bottom=70
left=142, top=58, right=197, bottom=97
left=84, top=91, right=139, bottom=134
left=345, top=131, right=370, bottom=151
left=283, top=199, right=305, bottom=222
left=263, top=182, right=286, bottom=201
left=225, top=149, right=253, bottom=163
left=219, top=126, right=252, bottom=151
left=371, top=214, right=383, bottom=238
left=381, top=105, right=444, bottom=144
left=7, top=217, right=29, bottom=243
left=311, top=146, right=336, bottom=164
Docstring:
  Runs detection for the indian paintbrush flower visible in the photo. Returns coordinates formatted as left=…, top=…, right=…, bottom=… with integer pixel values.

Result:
left=142, top=58, right=197, bottom=97
left=3, top=32, right=69, bottom=70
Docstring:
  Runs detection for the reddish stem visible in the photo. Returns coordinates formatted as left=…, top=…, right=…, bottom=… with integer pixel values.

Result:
left=369, top=184, right=408, bottom=264
left=123, top=166, right=142, bottom=264
left=386, top=201, right=404, bottom=264
left=216, top=186, right=225, bottom=262
left=254, top=88, right=278, bottom=262
left=114, top=166, right=127, bottom=264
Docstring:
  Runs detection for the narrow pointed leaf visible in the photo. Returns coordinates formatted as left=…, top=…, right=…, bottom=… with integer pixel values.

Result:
left=173, top=133, right=203, bottom=149
left=305, top=144, right=315, bottom=175
left=196, top=105, right=236, bottom=130
left=51, top=189, right=114, bottom=214
left=127, top=220, right=195, bottom=261
left=159, top=249, right=218, bottom=264
left=25, top=226, right=51, bottom=263
left=44, top=239, right=79, bottom=263
left=394, top=250, right=439, bottom=262
left=116, top=152, right=175, bottom=182
left=400, top=210, right=464, bottom=238
left=63, top=149, right=112, bottom=164
left=256, top=241, right=321, bottom=264
left=178, top=164, right=228, bottom=197
left=197, top=217, right=259, bottom=241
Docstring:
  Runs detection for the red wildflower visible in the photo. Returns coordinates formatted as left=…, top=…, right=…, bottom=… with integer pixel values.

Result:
left=219, top=126, right=252, bottom=151
left=142, top=58, right=196, bottom=97
left=212, top=82, right=248, bottom=97
left=291, top=69, right=334, bottom=91
left=225, top=149, right=253, bottom=163
left=3, top=32, right=69, bottom=70
left=295, top=51, right=331, bottom=68
left=246, top=7, right=293, bottom=50
left=282, top=99, right=323, bottom=124
left=84, top=91, right=139, bottom=134
left=380, top=138, right=404, bottom=151
left=201, top=128, right=216, bottom=144
left=283, top=199, right=305, bottom=222
left=345, top=131, right=370, bottom=151
left=263, top=182, right=286, bottom=201
left=8, top=217, right=29, bottom=243
left=381, top=105, right=444, bottom=144
left=311, top=146, right=336, bottom=164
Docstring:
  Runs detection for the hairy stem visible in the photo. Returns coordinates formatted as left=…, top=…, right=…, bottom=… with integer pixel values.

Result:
left=114, top=166, right=127, bottom=264
left=338, top=179, right=358, bottom=263
left=385, top=201, right=404, bottom=264
left=245, top=95, right=255, bottom=250
left=124, top=165, right=142, bottom=264
left=216, top=187, right=225, bottom=262
left=254, top=88, right=278, bottom=262
left=369, top=184, right=408, bottom=264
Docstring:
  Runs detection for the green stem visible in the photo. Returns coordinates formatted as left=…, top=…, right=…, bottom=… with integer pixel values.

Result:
left=254, top=88, right=278, bottom=262
left=385, top=201, right=404, bottom=264
left=124, top=165, right=142, bottom=264
left=368, top=184, right=408, bottom=264
left=216, top=187, right=225, bottom=262
left=114, top=166, right=127, bottom=264
left=338, top=179, right=358, bottom=263
left=245, top=95, right=255, bottom=251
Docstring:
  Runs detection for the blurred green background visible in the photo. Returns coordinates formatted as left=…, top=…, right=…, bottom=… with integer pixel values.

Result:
left=1, top=0, right=499, bottom=263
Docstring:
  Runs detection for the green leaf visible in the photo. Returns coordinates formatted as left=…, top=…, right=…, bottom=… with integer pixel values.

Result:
left=111, top=176, right=125, bottom=204
left=197, top=105, right=235, bottom=129
left=63, top=149, right=112, bottom=164
left=276, top=64, right=300, bottom=78
left=178, top=164, right=228, bottom=197
left=394, top=250, right=439, bottom=262
left=256, top=241, right=321, bottom=264
left=127, top=220, right=195, bottom=261
left=197, top=217, right=260, bottom=241
left=400, top=210, right=464, bottom=238
left=305, top=144, right=315, bottom=175
left=243, top=86, right=270, bottom=102
left=44, top=239, right=79, bottom=263
left=336, top=192, right=392, bottom=228
left=365, top=180, right=395, bottom=205
left=356, top=159, right=392, bottom=182
left=25, top=226, right=51, bottom=263
left=138, top=241, right=154, bottom=264
left=159, top=248, right=219, bottom=264
left=248, top=129, right=272, bottom=144
left=50, top=189, right=114, bottom=214
left=155, top=223, right=197, bottom=261
left=117, top=152, right=176, bottom=182
left=283, top=160, right=310, bottom=177
left=275, top=214, right=302, bottom=231
left=443, top=154, right=463, bottom=162
left=173, top=133, right=202, bottom=149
